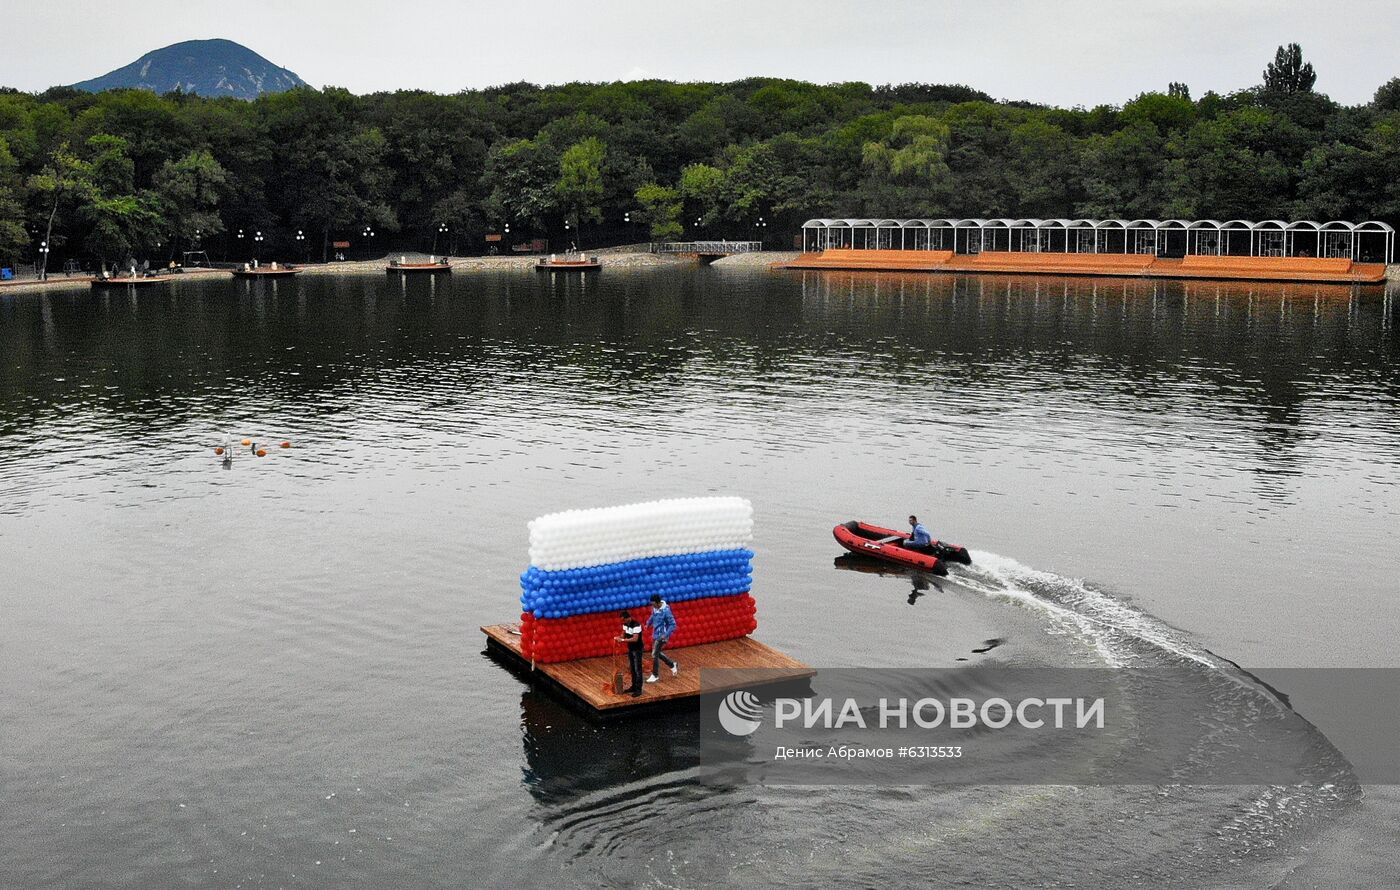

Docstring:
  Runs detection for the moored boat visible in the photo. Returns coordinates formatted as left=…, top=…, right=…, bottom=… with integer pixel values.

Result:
left=231, top=262, right=301, bottom=278
left=386, top=256, right=451, bottom=273
left=90, top=274, right=167, bottom=289
left=832, top=520, right=971, bottom=575
left=536, top=252, right=601, bottom=272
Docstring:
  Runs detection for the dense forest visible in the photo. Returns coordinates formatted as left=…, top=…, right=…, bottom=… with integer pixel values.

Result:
left=0, top=43, right=1397, bottom=270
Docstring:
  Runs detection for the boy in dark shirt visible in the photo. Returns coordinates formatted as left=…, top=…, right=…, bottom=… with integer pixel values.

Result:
left=618, top=611, right=645, bottom=697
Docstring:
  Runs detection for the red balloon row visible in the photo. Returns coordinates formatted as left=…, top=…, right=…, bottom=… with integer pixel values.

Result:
left=520, top=593, right=758, bottom=663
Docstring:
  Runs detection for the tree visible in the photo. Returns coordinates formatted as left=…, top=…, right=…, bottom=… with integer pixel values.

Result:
left=27, top=142, right=95, bottom=279
left=481, top=136, right=559, bottom=232
left=430, top=187, right=483, bottom=255
left=1293, top=141, right=1376, bottom=221
left=1161, top=109, right=1294, bottom=219
left=635, top=182, right=682, bottom=240
left=1363, top=112, right=1400, bottom=221
left=678, top=163, right=726, bottom=231
left=1120, top=92, right=1196, bottom=135
left=1373, top=78, right=1400, bottom=113
left=862, top=116, right=951, bottom=181
left=364, top=91, right=492, bottom=251
left=152, top=150, right=230, bottom=253
left=262, top=88, right=397, bottom=262
left=555, top=136, right=605, bottom=244
left=1076, top=123, right=1167, bottom=218
left=1263, top=44, right=1316, bottom=95
left=861, top=115, right=953, bottom=215
left=79, top=134, right=161, bottom=267
left=1167, top=82, right=1192, bottom=101
left=0, top=137, right=27, bottom=265
left=1007, top=118, right=1079, bottom=217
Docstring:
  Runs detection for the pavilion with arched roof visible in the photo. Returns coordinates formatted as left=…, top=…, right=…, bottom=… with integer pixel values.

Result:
left=799, top=217, right=1394, bottom=264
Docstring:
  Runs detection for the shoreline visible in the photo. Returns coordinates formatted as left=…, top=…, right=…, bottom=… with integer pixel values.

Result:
left=1, top=250, right=1383, bottom=296
left=0, top=250, right=804, bottom=296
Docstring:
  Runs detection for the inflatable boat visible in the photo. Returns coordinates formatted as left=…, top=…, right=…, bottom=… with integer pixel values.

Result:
left=832, top=520, right=971, bottom=575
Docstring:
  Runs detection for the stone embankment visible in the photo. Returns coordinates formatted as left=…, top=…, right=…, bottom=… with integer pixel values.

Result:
left=0, top=250, right=807, bottom=295
left=708, top=251, right=799, bottom=268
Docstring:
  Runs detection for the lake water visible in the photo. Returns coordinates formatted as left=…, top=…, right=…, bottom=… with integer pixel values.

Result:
left=2, top=268, right=1397, bottom=888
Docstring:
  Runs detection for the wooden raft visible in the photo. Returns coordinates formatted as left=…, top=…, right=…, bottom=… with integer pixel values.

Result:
left=481, top=623, right=814, bottom=715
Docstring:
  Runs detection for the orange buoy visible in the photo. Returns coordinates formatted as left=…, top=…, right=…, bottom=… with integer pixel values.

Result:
left=241, top=438, right=252, bottom=446
left=279, top=441, right=291, bottom=449
left=214, top=446, right=225, bottom=455
left=256, top=448, right=267, bottom=457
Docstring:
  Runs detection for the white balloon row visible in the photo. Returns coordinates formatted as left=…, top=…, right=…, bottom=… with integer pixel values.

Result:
left=528, top=527, right=754, bottom=568
left=527, top=497, right=754, bottom=569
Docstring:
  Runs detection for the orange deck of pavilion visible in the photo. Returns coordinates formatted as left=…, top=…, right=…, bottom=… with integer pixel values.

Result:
left=776, top=249, right=1389, bottom=284
left=481, top=623, right=815, bottom=717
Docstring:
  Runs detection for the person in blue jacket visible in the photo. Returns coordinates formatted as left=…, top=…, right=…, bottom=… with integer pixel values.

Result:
left=905, top=515, right=933, bottom=552
left=645, top=594, right=678, bottom=683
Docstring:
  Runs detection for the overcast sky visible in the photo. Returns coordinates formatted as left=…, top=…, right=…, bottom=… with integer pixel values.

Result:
left=2, top=0, right=1396, bottom=107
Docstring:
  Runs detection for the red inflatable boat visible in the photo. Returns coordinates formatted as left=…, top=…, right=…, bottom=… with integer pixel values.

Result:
left=832, top=520, right=972, bottom=575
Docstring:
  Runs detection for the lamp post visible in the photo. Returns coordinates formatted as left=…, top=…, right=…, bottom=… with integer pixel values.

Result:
left=433, top=223, right=448, bottom=256
left=295, top=229, right=306, bottom=262
left=362, top=225, right=375, bottom=259
left=254, top=230, right=264, bottom=263
left=39, top=240, right=49, bottom=280
left=236, top=228, right=245, bottom=261
left=754, top=216, right=767, bottom=247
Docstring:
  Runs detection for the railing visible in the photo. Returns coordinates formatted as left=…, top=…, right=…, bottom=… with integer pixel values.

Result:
left=650, top=241, right=764, bottom=255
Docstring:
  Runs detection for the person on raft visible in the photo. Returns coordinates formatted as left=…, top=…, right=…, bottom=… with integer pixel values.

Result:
left=905, top=515, right=934, bottom=552
left=645, top=594, right=679, bottom=683
left=617, top=610, right=645, bottom=697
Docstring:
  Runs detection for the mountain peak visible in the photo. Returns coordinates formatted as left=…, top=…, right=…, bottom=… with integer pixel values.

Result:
left=71, top=39, right=305, bottom=100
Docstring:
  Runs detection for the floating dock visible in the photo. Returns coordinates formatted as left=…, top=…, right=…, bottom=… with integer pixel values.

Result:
left=777, top=249, right=1388, bottom=284
left=482, top=623, right=814, bottom=718
left=535, top=257, right=601, bottom=272
left=386, top=261, right=452, bottom=274
left=90, top=276, right=169, bottom=289
left=231, top=266, right=301, bottom=278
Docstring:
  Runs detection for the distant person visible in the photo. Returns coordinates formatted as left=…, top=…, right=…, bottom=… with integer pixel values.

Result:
left=905, top=515, right=933, bottom=552
left=617, top=611, right=644, bottom=697
left=645, top=594, right=678, bottom=683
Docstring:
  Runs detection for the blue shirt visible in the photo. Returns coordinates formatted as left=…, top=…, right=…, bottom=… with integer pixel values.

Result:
left=909, top=523, right=932, bottom=547
left=648, top=602, right=677, bottom=640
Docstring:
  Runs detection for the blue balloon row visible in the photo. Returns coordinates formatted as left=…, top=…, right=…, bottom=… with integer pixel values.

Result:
left=519, top=549, right=754, bottom=619
left=521, top=548, right=752, bottom=585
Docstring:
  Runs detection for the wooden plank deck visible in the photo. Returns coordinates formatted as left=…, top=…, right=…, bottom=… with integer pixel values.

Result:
left=482, top=623, right=814, bottom=716
left=776, top=250, right=1388, bottom=283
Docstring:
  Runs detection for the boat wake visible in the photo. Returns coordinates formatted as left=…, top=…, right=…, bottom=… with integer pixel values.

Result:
left=957, top=550, right=1221, bottom=669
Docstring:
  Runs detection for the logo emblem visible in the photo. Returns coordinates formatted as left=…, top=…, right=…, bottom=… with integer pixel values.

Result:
left=717, top=690, right=763, bottom=736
